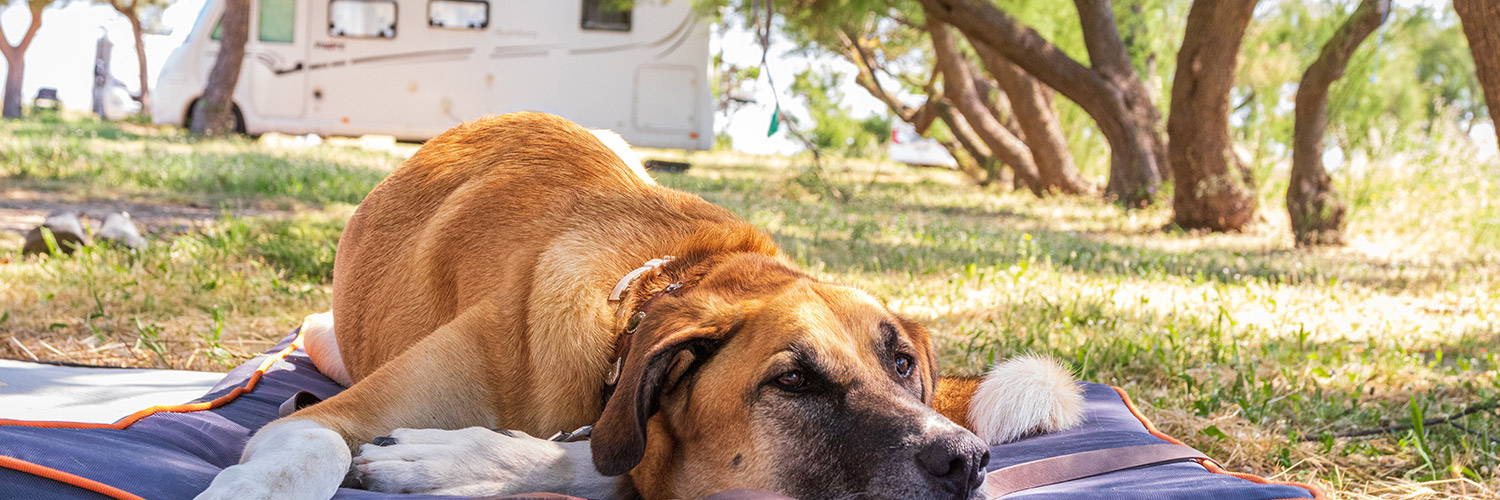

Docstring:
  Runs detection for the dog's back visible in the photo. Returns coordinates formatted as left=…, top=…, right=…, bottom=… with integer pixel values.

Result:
left=330, top=113, right=655, bottom=381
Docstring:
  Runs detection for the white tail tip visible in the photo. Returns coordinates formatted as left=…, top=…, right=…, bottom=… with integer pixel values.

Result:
left=967, top=355, right=1085, bottom=445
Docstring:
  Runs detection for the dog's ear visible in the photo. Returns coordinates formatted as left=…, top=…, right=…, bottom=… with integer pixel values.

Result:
left=591, top=325, right=729, bottom=476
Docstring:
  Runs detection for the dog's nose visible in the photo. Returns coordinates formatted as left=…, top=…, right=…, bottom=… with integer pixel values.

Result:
left=915, top=431, right=990, bottom=495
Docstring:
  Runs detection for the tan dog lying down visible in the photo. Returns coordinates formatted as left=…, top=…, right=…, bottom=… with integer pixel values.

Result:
left=194, top=113, right=1083, bottom=500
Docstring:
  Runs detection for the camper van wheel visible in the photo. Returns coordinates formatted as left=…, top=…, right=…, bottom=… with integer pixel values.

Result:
left=184, top=99, right=247, bottom=135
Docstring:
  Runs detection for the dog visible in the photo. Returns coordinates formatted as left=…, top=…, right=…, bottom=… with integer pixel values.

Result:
left=194, top=112, right=1083, bottom=500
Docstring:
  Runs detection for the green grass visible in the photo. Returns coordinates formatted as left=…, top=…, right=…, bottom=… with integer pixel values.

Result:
left=1, top=119, right=1497, bottom=498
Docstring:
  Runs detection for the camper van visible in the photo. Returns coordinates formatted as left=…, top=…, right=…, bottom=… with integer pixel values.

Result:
left=153, top=0, right=713, bottom=149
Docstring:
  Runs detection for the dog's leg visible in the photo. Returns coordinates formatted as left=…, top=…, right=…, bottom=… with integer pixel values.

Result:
left=198, top=304, right=515, bottom=500
left=355, top=427, right=632, bottom=498
left=934, top=355, right=1085, bottom=445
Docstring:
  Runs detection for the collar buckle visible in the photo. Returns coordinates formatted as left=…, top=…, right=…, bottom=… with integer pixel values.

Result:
left=608, top=256, right=675, bottom=302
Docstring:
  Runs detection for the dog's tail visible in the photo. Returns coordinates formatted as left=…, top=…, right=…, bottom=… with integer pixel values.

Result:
left=300, top=311, right=353, bottom=387
left=934, top=355, right=1084, bottom=445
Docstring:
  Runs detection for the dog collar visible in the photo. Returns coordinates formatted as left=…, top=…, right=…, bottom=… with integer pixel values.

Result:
left=603, top=256, right=689, bottom=405
left=609, top=256, right=675, bottom=302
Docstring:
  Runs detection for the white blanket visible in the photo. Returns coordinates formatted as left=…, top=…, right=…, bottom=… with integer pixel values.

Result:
left=0, top=360, right=224, bottom=424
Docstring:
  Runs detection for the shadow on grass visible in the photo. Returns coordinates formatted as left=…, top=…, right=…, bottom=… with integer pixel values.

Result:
left=692, top=182, right=1481, bottom=294
left=2, top=148, right=385, bottom=207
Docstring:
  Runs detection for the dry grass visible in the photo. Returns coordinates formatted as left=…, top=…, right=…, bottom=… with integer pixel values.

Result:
left=1, top=118, right=1496, bottom=498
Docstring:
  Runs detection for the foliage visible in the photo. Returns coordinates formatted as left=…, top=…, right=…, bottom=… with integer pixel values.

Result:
left=1235, top=1, right=1484, bottom=170
left=788, top=66, right=891, bottom=158
left=696, top=0, right=1491, bottom=197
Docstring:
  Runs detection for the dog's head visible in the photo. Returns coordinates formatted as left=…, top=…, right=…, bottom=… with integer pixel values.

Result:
left=593, top=253, right=989, bottom=499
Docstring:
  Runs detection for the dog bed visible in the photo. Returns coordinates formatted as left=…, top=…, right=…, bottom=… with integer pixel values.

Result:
left=0, top=330, right=1323, bottom=499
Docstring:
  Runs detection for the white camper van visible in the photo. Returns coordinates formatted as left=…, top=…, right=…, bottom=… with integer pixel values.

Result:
left=153, top=0, right=713, bottom=149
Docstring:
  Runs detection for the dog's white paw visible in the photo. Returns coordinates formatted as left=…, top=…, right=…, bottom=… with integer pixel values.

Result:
left=195, top=465, right=282, bottom=500
left=355, top=427, right=623, bottom=497
left=195, top=419, right=349, bottom=500
left=968, top=355, right=1084, bottom=445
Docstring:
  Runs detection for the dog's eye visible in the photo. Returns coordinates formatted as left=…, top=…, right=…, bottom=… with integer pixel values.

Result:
left=894, top=355, right=914, bottom=378
left=775, top=371, right=807, bottom=390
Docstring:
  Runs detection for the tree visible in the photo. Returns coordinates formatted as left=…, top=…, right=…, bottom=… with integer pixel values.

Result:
left=928, top=18, right=1044, bottom=195
left=837, top=32, right=993, bottom=180
left=1287, top=0, right=1390, bottom=247
left=919, top=0, right=1166, bottom=207
left=788, top=66, right=892, bottom=158
left=190, top=0, right=248, bottom=135
left=0, top=0, right=54, bottom=119
left=1167, top=0, right=1260, bottom=231
left=101, top=0, right=170, bottom=114
left=1454, top=0, right=1500, bottom=148
left=971, top=41, right=1092, bottom=195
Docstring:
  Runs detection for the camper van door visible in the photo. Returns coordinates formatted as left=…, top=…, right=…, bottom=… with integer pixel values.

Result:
left=248, top=0, right=309, bottom=120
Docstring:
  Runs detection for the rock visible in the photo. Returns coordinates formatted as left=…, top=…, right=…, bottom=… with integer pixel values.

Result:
left=22, top=211, right=91, bottom=255
left=98, top=212, right=147, bottom=250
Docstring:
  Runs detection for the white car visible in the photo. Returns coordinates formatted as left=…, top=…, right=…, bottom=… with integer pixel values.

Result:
left=888, top=123, right=957, bottom=167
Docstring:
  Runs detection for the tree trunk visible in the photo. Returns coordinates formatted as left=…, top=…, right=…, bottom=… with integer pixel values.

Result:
left=837, top=31, right=995, bottom=186
left=191, top=0, right=250, bottom=135
left=125, top=8, right=150, bottom=114
left=928, top=18, right=1044, bottom=196
left=0, top=0, right=47, bottom=119
left=972, top=41, right=1092, bottom=195
left=1455, top=0, right=1500, bottom=148
left=934, top=101, right=1005, bottom=186
left=1288, top=0, right=1389, bottom=246
left=919, top=0, right=1164, bottom=206
left=1168, top=0, right=1260, bottom=232
left=3, top=57, right=22, bottom=119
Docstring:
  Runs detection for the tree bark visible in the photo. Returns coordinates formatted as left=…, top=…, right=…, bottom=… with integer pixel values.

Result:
left=837, top=31, right=995, bottom=186
left=934, top=101, right=1006, bottom=186
left=191, top=0, right=249, bottom=135
left=1167, top=0, right=1260, bottom=232
left=928, top=18, right=1044, bottom=196
left=972, top=41, right=1092, bottom=195
left=919, top=0, right=1163, bottom=206
left=114, top=2, right=151, bottom=114
left=0, top=0, right=48, bottom=119
left=1288, top=0, right=1389, bottom=246
left=1455, top=0, right=1500, bottom=148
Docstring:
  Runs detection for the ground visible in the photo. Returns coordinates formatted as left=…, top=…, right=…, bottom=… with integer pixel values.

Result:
left=0, top=118, right=1496, bottom=498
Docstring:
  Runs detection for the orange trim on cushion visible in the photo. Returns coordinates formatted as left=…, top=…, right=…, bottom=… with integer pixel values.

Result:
left=1110, top=386, right=1327, bottom=500
left=0, top=334, right=303, bottom=429
left=0, top=334, right=304, bottom=498
left=0, top=453, right=147, bottom=500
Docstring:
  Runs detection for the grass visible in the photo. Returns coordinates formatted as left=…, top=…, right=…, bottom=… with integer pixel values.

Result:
left=2, top=118, right=1497, bottom=498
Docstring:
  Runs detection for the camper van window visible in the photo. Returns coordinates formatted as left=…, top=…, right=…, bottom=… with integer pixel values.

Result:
left=580, top=0, right=631, bottom=32
left=428, top=0, right=486, bottom=30
left=259, top=0, right=296, bottom=43
left=329, top=0, right=398, bottom=38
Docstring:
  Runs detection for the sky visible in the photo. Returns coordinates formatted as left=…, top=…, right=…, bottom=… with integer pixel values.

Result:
left=0, top=0, right=882, bottom=155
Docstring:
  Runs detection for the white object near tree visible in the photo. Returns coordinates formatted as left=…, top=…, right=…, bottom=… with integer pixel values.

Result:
left=888, top=123, right=958, bottom=168
left=153, top=0, right=713, bottom=149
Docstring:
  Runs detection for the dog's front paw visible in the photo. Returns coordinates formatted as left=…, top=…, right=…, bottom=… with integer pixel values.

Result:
left=195, top=465, right=281, bottom=500
left=355, top=427, right=601, bottom=496
left=196, top=419, right=348, bottom=500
